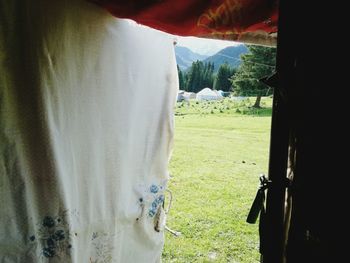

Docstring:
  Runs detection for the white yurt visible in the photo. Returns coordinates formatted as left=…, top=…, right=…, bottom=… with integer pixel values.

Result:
left=216, top=90, right=225, bottom=97
left=177, top=90, right=188, bottom=102
left=184, top=92, right=196, bottom=99
left=196, top=88, right=222, bottom=101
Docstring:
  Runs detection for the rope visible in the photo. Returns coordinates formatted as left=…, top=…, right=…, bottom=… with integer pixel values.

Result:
left=164, top=188, right=182, bottom=236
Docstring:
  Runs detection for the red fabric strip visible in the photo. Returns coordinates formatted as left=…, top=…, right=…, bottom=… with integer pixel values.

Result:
left=91, top=0, right=278, bottom=45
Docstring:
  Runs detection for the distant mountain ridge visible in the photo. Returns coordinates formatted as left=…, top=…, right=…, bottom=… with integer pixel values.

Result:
left=175, top=46, right=208, bottom=70
left=203, top=45, right=248, bottom=72
left=175, top=44, right=248, bottom=71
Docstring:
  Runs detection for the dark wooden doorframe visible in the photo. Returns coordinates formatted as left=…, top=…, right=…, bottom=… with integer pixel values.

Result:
left=261, top=0, right=296, bottom=262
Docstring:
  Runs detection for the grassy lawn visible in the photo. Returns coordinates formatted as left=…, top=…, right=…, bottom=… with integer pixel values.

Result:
left=162, top=97, right=272, bottom=263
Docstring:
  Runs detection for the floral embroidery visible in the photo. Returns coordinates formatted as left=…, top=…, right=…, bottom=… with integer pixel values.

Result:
left=90, top=232, right=115, bottom=263
left=43, top=247, right=55, bottom=258
left=42, top=216, right=55, bottom=228
left=145, top=184, right=165, bottom=218
left=148, top=194, right=165, bottom=218
left=28, top=209, right=119, bottom=262
left=156, top=195, right=165, bottom=204
left=150, top=184, right=159, bottom=193
left=148, top=209, right=156, bottom=217
left=29, top=210, right=72, bottom=259
left=135, top=180, right=167, bottom=222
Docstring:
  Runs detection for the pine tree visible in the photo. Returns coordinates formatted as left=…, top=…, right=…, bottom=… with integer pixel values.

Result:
left=183, top=61, right=217, bottom=93
left=204, top=62, right=215, bottom=89
left=231, top=45, right=276, bottom=108
left=214, top=63, right=235, bottom=92
left=177, top=65, right=186, bottom=90
left=186, top=61, right=208, bottom=92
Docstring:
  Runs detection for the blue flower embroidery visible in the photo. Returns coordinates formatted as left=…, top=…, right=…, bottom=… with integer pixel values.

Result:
left=30, top=211, right=72, bottom=259
left=151, top=201, right=158, bottom=209
left=150, top=185, right=159, bottom=193
left=156, top=195, right=165, bottom=204
left=148, top=209, right=156, bottom=217
left=53, top=230, right=65, bottom=241
left=43, top=216, right=55, bottom=228
left=46, top=238, right=55, bottom=248
left=144, top=184, right=166, bottom=218
left=43, top=247, right=55, bottom=258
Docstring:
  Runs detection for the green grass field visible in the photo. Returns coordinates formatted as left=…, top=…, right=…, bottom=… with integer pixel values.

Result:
left=162, top=97, right=272, bottom=263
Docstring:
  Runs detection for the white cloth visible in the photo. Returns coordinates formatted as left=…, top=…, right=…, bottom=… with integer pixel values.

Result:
left=0, top=0, right=178, bottom=262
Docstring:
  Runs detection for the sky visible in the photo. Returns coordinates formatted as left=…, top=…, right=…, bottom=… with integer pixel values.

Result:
left=175, top=36, right=241, bottom=56
left=125, top=19, right=241, bottom=56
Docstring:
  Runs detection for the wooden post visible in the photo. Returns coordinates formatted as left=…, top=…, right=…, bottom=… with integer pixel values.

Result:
left=261, top=0, right=296, bottom=262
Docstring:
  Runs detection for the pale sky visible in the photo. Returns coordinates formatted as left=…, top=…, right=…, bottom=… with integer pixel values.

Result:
left=126, top=19, right=241, bottom=56
left=175, top=36, right=241, bottom=56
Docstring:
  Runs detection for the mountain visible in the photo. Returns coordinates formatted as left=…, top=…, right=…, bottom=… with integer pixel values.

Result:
left=175, top=46, right=208, bottom=70
left=203, top=45, right=248, bottom=72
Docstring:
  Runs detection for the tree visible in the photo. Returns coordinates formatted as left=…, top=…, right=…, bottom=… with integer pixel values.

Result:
left=231, top=45, right=276, bottom=108
left=177, top=65, right=186, bottom=90
left=186, top=61, right=200, bottom=92
left=185, top=61, right=215, bottom=92
left=214, top=63, right=236, bottom=92
left=202, top=62, right=215, bottom=89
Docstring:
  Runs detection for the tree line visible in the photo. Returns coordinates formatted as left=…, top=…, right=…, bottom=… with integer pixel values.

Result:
left=178, top=61, right=235, bottom=93
left=177, top=45, right=276, bottom=107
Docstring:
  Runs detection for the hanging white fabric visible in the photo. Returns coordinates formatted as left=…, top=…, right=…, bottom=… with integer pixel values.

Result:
left=0, top=0, right=178, bottom=262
